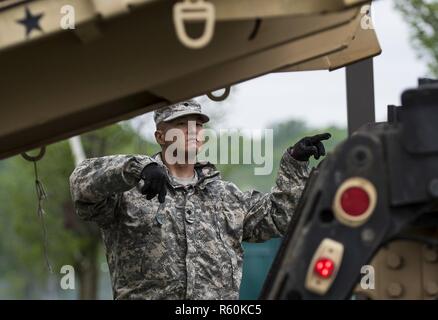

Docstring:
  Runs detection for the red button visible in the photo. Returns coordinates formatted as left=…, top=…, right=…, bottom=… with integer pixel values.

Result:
left=340, top=186, right=370, bottom=216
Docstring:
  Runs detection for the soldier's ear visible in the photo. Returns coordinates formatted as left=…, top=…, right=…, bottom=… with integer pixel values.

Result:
left=155, top=130, right=165, bottom=146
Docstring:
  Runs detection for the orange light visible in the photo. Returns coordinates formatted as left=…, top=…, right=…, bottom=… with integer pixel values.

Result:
left=314, top=257, right=335, bottom=278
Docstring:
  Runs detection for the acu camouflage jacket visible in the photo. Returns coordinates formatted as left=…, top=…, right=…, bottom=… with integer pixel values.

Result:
left=69, top=151, right=309, bottom=300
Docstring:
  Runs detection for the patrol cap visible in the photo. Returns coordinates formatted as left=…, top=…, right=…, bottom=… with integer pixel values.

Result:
left=154, top=100, right=210, bottom=125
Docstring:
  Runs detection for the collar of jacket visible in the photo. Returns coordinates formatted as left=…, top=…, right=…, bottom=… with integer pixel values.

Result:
left=151, top=152, right=221, bottom=189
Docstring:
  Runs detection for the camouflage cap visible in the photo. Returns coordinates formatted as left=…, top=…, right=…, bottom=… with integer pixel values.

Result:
left=154, top=100, right=209, bottom=125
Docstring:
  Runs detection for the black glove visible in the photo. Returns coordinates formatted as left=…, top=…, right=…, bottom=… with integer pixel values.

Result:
left=290, top=133, right=332, bottom=161
left=140, top=163, right=168, bottom=203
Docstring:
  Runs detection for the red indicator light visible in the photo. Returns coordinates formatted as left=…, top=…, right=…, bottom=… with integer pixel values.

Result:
left=340, top=187, right=370, bottom=216
left=314, top=257, right=335, bottom=278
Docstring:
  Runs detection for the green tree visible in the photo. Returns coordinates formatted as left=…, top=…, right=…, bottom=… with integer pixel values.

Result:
left=395, top=0, right=438, bottom=76
left=0, top=122, right=158, bottom=299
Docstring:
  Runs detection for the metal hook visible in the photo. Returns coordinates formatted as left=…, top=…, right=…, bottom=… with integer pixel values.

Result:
left=21, top=146, right=46, bottom=162
left=207, top=86, right=230, bottom=102
left=20, top=145, right=52, bottom=273
left=173, top=0, right=216, bottom=49
left=248, top=18, right=262, bottom=41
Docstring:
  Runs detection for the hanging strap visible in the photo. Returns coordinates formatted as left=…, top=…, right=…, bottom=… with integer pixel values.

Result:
left=21, top=147, right=53, bottom=273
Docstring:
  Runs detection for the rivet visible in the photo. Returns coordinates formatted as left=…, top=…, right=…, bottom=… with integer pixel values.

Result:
left=387, top=282, right=404, bottom=298
left=361, top=228, right=375, bottom=243
left=386, top=253, right=403, bottom=269
left=425, top=282, right=438, bottom=296
left=423, top=247, right=438, bottom=263
left=428, top=179, right=438, bottom=198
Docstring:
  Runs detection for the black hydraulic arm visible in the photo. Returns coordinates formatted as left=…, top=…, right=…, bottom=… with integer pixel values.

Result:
left=260, top=81, right=438, bottom=300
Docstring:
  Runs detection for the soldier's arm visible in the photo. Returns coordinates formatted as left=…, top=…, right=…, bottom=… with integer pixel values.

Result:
left=238, top=149, right=309, bottom=242
left=69, top=155, right=156, bottom=226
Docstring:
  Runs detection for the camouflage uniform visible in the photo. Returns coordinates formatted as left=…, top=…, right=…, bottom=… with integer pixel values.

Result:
left=69, top=151, right=309, bottom=299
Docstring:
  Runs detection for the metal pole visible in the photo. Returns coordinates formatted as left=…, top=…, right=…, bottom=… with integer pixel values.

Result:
left=69, top=136, right=86, bottom=166
left=346, top=58, right=376, bottom=135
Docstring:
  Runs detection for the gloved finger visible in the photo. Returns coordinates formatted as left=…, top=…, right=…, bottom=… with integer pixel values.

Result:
left=314, top=151, right=320, bottom=160
left=159, top=174, right=168, bottom=186
left=140, top=181, right=151, bottom=195
left=302, top=145, right=318, bottom=157
left=146, top=191, right=158, bottom=200
left=314, top=145, right=321, bottom=160
left=301, top=138, right=313, bottom=147
left=316, top=141, right=326, bottom=157
left=158, top=186, right=167, bottom=204
left=149, top=179, right=160, bottom=194
left=310, top=133, right=331, bottom=144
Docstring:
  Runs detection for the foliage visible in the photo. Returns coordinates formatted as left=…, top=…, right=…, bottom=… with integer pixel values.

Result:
left=218, top=120, right=347, bottom=192
left=0, top=117, right=346, bottom=299
left=0, top=123, right=157, bottom=298
left=395, top=0, right=438, bottom=76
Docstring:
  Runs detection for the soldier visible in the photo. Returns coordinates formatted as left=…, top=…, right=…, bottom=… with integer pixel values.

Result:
left=69, top=100, right=331, bottom=300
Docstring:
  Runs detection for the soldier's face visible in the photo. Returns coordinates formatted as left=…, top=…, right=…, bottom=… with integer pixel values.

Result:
left=155, top=115, right=205, bottom=156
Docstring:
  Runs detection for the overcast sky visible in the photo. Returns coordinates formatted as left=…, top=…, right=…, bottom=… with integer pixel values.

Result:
left=138, top=0, right=429, bottom=140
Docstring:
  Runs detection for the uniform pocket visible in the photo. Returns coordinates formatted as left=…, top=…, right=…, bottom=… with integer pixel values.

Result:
left=213, top=204, right=243, bottom=291
left=119, top=201, right=171, bottom=281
